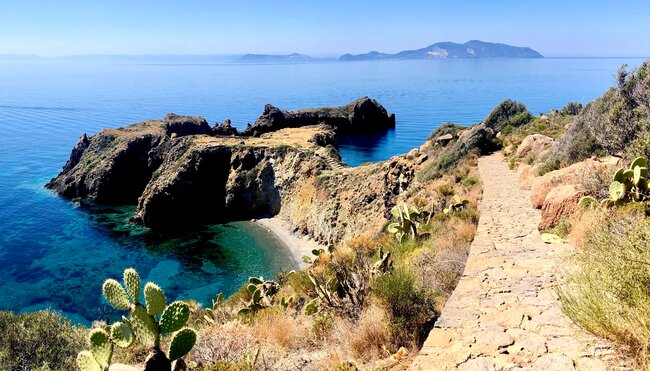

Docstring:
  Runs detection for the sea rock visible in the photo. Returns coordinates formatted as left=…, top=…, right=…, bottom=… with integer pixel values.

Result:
left=242, top=97, right=395, bottom=137
left=515, top=134, right=554, bottom=159
left=539, top=184, right=587, bottom=230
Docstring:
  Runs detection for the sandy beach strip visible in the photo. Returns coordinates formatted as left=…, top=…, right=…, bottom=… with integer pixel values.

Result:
left=254, top=217, right=325, bottom=269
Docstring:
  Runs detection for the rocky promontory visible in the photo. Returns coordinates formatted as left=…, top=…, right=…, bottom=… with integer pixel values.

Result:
left=46, top=98, right=414, bottom=244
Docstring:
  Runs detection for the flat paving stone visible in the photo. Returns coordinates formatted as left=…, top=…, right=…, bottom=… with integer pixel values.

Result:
left=409, top=153, right=627, bottom=370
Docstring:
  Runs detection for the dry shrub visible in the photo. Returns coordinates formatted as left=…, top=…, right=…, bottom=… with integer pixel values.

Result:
left=579, top=163, right=614, bottom=201
left=559, top=206, right=650, bottom=366
left=567, top=210, right=605, bottom=249
left=412, top=242, right=469, bottom=297
left=254, top=310, right=308, bottom=350
left=448, top=218, right=477, bottom=244
left=335, top=304, right=392, bottom=362
left=191, top=321, right=261, bottom=365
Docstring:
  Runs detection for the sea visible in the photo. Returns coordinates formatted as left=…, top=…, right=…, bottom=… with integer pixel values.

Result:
left=0, top=57, right=644, bottom=324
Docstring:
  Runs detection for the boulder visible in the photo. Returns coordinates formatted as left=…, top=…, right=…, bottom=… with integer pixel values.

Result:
left=435, top=133, right=454, bottom=144
left=530, top=156, right=621, bottom=208
left=515, top=134, right=554, bottom=159
left=539, top=184, right=587, bottom=230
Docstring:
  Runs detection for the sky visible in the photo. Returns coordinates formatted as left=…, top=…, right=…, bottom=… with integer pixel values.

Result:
left=1, top=0, right=649, bottom=57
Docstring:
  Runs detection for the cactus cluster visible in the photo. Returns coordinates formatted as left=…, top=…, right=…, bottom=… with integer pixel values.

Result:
left=202, top=292, right=224, bottom=325
left=305, top=247, right=392, bottom=315
left=237, top=276, right=282, bottom=315
left=443, top=195, right=469, bottom=214
left=387, top=203, right=430, bottom=242
left=77, top=268, right=197, bottom=371
left=579, top=156, right=649, bottom=209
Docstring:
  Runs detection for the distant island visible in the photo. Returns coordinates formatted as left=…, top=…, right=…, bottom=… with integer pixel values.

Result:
left=236, top=53, right=335, bottom=63
left=339, top=40, right=543, bottom=61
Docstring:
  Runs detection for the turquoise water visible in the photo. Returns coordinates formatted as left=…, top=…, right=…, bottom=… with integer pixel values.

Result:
left=0, top=57, right=645, bottom=324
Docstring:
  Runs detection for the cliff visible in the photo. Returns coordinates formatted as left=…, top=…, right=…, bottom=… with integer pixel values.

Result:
left=46, top=98, right=415, bottom=244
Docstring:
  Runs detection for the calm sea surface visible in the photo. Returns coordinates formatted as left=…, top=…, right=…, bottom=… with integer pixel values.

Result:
left=0, top=57, right=644, bottom=323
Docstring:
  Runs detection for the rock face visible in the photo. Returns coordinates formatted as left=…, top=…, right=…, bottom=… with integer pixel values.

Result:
left=47, top=99, right=414, bottom=244
left=516, top=134, right=555, bottom=159
left=241, top=97, right=395, bottom=137
left=539, top=184, right=587, bottom=230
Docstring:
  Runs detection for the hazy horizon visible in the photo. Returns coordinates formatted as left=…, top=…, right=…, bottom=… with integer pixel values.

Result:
left=2, top=1, right=649, bottom=58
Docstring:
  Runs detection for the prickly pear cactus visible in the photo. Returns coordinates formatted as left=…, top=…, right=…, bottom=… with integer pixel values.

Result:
left=109, top=322, right=135, bottom=348
left=144, top=282, right=166, bottom=315
left=77, top=351, right=102, bottom=371
left=130, top=304, right=160, bottom=348
left=160, top=301, right=190, bottom=333
left=168, top=328, right=198, bottom=361
left=78, top=268, right=199, bottom=370
left=89, top=328, right=113, bottom=368
left=103, top=279, right=132, bottom=310
left=123, top=268, right=140, bottom=304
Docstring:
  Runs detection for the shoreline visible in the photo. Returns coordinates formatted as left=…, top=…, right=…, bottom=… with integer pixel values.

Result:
left=254, top=217, right=324, bottom=269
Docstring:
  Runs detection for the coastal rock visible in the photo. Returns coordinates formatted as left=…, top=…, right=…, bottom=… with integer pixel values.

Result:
left=47, top=100, right=414, bottom=244
left=162, top=113, right=212, bottom=137
left=516, top=134, right=555, bottom=159
left=539, top=184, right=586, bottom=230
left=242, top=97, right=395, bottom=137
left=212, top=119, right=238, bottom=136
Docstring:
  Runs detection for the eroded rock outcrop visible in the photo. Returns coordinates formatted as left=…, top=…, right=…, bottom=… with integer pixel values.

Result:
left=47, top=99, right=414, bottom=244
left=242, top=97, right=396, bottom=137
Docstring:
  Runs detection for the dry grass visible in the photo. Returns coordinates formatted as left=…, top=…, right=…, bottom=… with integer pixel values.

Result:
left=558, top=205, right=650, bottom=367
left=191, top=321, right=262, bottom=365
left=334, top=304, right=392, bottom=362
left=254, top=310, right=309, bottom=350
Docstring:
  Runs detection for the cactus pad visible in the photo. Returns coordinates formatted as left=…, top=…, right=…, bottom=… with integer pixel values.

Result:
left=123, top=268, right=140, bottom=304
left=303, top=298, right=320, bottom=315
left=110, top=321, right=135, bottom=348
left=130, top=304, right=160, bottom=348
left=609, top=181, right=626, bottom=201
left=160, top=301, right=190, bottom=333
left=631, top=156, right=648, bottom=170
left=144, top=282, right=166, bottom=315
left=77, top=350, right=102, bottom=371
left=89, top=328, right=113, bottom=367
left=168, top=327, right=197, bottom=361
left=103, top=279, right=131, bottom=310
left=248, top=276, right=264, bottom=285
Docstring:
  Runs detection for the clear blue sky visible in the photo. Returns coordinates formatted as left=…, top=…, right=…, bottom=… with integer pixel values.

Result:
left=1, top=0, right=648, bottom=57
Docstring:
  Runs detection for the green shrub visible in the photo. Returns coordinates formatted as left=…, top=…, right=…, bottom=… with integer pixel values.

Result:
left=535, top=157, right=561, bottom=176
left=560, top=102, right=583, bottom=116
left=371, top=268, right=437, bottom=347
left=558, top=210, right=650, bottom=365
left=0, top=310, right=86, bottom=370
left=461, top=175, right=479, bottom=187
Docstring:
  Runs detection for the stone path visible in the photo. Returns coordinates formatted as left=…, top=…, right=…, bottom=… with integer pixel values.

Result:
left=410, top=153, right=626, bottom=371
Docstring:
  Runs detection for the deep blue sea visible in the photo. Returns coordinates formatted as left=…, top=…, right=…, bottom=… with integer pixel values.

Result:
left=0, top=57, right=644, bottom=324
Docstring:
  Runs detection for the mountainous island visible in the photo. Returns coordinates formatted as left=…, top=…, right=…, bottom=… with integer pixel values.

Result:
left=339, top=40, right=543, bottom=61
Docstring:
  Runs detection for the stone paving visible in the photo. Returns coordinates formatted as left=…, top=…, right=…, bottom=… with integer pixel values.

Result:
left=410, top=153, right=626, bottom=370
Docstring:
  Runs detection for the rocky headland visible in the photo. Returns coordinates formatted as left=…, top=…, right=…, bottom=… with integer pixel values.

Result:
left=46, top=97, right=409, bottom=245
